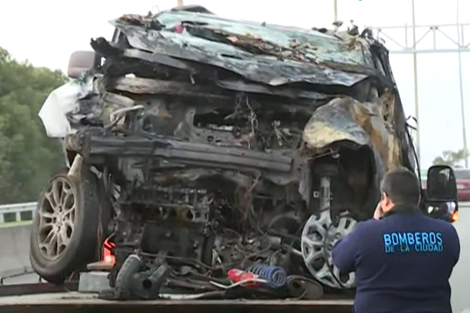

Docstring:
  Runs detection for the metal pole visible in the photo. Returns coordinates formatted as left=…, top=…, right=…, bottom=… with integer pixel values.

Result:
left=333, top=0, right=338, bottom=22
left=411, top=0, right=421, bottom=164
left=177, top=0, right=183, bottom=6
left=456, top=0, right=468, bottom=167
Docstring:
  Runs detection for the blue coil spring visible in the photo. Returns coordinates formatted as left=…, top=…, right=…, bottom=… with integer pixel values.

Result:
left=245, top=264, right=287, bottom=289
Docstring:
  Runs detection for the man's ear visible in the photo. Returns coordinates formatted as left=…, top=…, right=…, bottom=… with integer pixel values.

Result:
left=383, top=193, right=391, bottom=207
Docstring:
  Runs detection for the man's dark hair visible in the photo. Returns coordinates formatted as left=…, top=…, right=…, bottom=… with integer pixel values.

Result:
left=380, top=167, right=420, bottom=205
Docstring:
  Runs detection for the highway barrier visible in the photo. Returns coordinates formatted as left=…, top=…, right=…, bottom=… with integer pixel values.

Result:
left=0, top=202, right=36, bottom=224
left=0, top=225, right=33, bottom=280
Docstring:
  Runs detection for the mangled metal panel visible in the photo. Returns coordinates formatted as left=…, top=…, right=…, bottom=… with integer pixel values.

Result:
left=109, top=9, right=382, bottom=87
left=154, top=10, right=373, bottom=66
left=303, top=91, right=403, bottom=173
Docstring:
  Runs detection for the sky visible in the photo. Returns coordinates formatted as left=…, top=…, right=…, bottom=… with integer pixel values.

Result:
left=1, top=0, right=469, bottom=168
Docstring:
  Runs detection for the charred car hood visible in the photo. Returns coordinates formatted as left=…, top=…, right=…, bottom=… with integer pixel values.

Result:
left=109, top=8, right=382, bottom=88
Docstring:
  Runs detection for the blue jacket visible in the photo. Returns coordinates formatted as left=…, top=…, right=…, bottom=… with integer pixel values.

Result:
left=332, top=205, right=460, bottom=313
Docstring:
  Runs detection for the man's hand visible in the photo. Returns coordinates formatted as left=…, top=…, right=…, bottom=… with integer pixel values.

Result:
left=373, top=202, right=384, bottom=220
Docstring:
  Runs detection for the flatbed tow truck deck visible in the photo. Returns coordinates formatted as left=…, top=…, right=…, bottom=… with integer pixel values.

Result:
left=0, top=282, right=354, bottom=313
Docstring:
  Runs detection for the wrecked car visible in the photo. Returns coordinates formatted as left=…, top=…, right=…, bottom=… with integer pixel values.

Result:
left=29, top=5, right=456, bottom=300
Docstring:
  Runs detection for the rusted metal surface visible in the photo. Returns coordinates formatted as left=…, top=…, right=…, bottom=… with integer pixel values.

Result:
left=303, top=91, right=403, bottom=172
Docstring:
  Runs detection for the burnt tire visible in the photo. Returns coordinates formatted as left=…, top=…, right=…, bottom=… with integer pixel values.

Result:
left=30, top=166, right=102, bottom=284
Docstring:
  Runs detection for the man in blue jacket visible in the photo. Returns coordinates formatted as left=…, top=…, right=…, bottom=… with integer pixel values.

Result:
left=332, top=167, right=460, bottom=313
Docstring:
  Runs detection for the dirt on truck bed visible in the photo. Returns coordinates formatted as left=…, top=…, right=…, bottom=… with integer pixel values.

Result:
left=31, top=4, right=417, bottom=302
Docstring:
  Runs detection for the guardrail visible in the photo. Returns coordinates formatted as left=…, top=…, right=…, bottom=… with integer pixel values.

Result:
left=0, top=202, right=37, bottom=224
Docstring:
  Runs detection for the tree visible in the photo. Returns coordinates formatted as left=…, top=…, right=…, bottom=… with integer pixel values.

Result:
left=432, top=149, right=468, bottom=167
left=0, top=47, right=68, bottom=204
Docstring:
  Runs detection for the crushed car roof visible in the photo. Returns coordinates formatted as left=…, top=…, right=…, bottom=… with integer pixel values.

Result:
left=108, top=6, right=383, bottom=87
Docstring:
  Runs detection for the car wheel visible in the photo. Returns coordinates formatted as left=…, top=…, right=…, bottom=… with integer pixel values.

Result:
left=30, top=166, right=102, bottom=284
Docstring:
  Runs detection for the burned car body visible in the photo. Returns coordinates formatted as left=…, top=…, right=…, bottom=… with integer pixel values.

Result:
left=32, top=5, right=417, bottom=296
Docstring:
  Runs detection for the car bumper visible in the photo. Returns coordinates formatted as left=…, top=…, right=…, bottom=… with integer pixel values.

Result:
left=65, top=129, right=295, bottom=174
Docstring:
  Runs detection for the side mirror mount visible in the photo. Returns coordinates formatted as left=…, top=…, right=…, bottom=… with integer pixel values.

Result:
left=67, top=51, right=100, bottom=79
left=425, top=165, right=459, bottom=222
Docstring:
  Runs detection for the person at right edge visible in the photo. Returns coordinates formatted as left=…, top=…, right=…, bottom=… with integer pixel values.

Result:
left=332, top=167, right=460, bottom=313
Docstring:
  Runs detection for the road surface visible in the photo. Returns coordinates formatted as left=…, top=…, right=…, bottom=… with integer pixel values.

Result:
left=0, top=206, right=469, bottom=312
